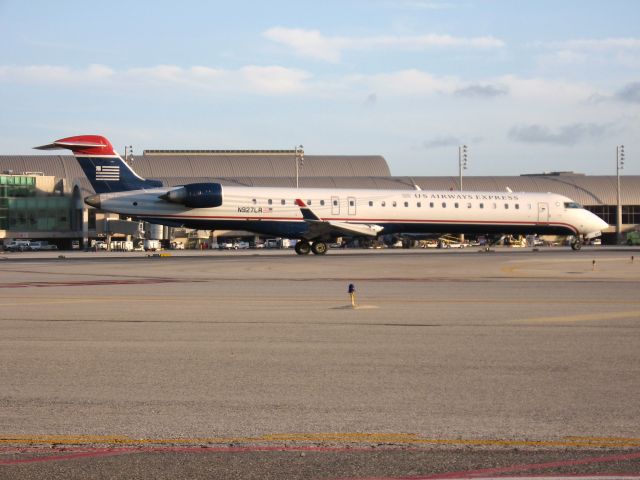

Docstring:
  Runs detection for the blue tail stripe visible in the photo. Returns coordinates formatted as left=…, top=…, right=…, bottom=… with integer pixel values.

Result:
left=76, top=156, right=163, bottom=193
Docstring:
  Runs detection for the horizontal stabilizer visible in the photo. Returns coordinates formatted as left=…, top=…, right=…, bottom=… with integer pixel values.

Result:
left=34, top=135, right=116, bottom=156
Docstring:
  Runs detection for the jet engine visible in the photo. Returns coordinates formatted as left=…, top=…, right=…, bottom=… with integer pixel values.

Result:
left=160, top=183, right=223, bottom=208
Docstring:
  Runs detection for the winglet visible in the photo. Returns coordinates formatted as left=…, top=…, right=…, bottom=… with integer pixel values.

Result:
left=295, top=198, right=321, bottom=221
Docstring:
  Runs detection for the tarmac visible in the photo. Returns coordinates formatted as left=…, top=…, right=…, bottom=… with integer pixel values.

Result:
left=0, top=247, right=639, bottom=479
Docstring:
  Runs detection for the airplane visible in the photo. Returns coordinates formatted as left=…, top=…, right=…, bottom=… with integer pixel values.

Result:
left=35, top=135, right=609, bottom=255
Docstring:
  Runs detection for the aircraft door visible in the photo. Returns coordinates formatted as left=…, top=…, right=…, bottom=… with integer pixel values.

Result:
left=348, top=196, right=356, bottom=216
left=538, top=202, right=549, bottom=224
left=331, top=196, right=340, bottom=215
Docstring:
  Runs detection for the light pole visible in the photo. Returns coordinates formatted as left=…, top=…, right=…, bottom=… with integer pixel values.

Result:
left=124, top=145, right=133, bottom=165
left=616, top=145, right=625, bottom=244
left=295, top=145, right=304, bottom=189
left=458, top=145, right=468, bottom=243
left=458, top=145, right=468, bottom=190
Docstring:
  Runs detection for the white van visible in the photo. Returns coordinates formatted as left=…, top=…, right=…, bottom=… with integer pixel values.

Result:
left=5, top=240, right=31, bottom=252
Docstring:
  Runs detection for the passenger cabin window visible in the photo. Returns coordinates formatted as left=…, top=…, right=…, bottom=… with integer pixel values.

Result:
left=281, top=199, right=286, bottom=205
left=430, top=202, right=434, bottom=208
left=307, top=200, right=312, bottom=205
left=454, top=202, right=459, bottom=208
left=504, top=203, right=509, bottom=209
left=467, top=202, right=472, bottom=208
left=333, top=200, right=338, bottom=206
left=392, top=201, right=397, bottom=207
left=493, top=203, right=497, bottom=209
left=404, top=201, right=409, bottom=207
left=381, top=201, right=386, bottom=207
left=320, top=200, right=325, bottom=206
left=252, top=198, right=257, bottom=204
left=479, top=203, right=484, bottom=209
left=564, top=202, right=583, bottom=209
left=268, top=199, right=273, bottom=205
left=515, top=204, right=519, bottom=209
left=417, top=202, right=421, bottom=208
left=349, top=200, right=355, bottom=207
left=442, top=202, right=447, bottom=208
left=369, top=201, right=373, bottom=207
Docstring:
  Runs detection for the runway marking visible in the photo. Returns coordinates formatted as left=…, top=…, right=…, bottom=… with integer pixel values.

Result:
left=516, top=310, right=640, bottom=324
left=2, top=434, right=640, bottom=448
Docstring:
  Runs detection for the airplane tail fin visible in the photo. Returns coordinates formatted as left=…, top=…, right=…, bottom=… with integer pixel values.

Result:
left=34, top=135, right=163, bottom=193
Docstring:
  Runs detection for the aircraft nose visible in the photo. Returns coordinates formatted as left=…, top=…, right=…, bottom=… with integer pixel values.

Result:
left=85, top=194, right=101, bottom=209
left=598, top=217, right=609, bottom=230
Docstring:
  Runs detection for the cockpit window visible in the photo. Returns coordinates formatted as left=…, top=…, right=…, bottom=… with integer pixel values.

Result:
left=564, top=202, right=583, bottom=209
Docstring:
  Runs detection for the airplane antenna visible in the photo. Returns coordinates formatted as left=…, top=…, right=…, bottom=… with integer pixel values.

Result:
left=409, top=177, right=422, bottom=190
left=506, top=186, right=513, bottom=193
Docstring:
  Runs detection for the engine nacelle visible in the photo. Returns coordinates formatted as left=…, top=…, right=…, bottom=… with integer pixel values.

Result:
left=160, top=183, right=223, bottom=208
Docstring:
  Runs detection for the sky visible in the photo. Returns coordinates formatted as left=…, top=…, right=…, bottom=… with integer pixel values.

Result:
left=0, top=0, right=638, bottom=176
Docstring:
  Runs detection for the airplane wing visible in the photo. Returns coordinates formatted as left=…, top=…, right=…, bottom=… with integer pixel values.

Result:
left=295, top=199, right=384, bottom=239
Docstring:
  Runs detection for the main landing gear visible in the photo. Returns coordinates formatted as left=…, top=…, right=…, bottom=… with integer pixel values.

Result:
left=295, top=240, right=328, bottom=255
left=571, top=237, right=583, bottom=251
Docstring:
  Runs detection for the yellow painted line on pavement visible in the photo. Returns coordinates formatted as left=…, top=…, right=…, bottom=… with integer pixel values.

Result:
left=515, top=310, right=640, bottom=324
left=2, top=434, right=640, bottom=448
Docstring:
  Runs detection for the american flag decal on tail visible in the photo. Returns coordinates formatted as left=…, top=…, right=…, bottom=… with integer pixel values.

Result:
left=96, top=165, right=120, bottom=181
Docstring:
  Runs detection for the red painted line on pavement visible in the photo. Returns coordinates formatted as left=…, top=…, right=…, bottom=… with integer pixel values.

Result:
left=0, top=445, right=381, bottom=465
left=0, top=447, right=134, bottom=465
left=336, top=451, right=640, bottom=480
left=3, top=446, right=640, bottom=477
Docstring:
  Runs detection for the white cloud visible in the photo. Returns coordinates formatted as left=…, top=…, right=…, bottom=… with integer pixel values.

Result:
left=0, top=63, right=607, bottom=105
left=0, top=64, right=114, bottom=85
left=352, top=69, right=458, bottom=95
left=0, top=63, right=311, bottom=95
left=508, top=122, right=619, bottom=146
left=533, top=37, right=640, bottom=70
left=498, top=75, right=596, bottom=101
left=541, top=38, right=640, bottom=51
left=263, top=27, right=504, bottom=62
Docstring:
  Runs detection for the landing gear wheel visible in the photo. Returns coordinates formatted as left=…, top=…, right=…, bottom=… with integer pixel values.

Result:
left=295, top=241, right=311, bottom=255
left=571, top=240, right=582, bottom=251
left=311, top=241, right=328, bottom=255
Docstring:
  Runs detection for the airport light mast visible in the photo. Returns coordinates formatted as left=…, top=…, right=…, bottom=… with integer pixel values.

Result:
left=616, top=145, right=625, bottom=244
left=458, top=145, right=468, bottom=243
left=124, top=145, right=133, bottom=166
left=295, top=145, right=304, bottom=189
left=458, top=145, right=468, bottom=190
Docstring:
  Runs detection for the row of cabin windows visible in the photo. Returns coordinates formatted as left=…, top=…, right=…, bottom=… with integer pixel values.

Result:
left=252, top=198, right=335, bottom=206
left=252, top=198, right=528, bottom=210
left=370, top=200, right=524, bottom=210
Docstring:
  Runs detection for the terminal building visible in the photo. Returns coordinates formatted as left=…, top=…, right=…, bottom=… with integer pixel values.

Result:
left=1, top=149, right=639, bottom=248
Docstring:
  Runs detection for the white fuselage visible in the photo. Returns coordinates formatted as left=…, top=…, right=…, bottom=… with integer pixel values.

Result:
left=90, top=185, right=608, bottom=239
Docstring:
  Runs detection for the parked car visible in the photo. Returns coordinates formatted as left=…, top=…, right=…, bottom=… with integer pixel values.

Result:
left=4, top=240, right=31, bottom=252
left=29, top=241, right=58, bottom=251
